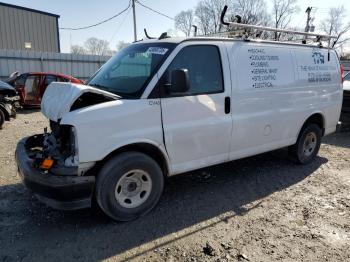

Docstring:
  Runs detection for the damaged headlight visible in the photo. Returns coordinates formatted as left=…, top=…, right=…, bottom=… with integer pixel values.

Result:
left=64, top=126, right=79, bottom=167
left=47, top=122, right=79, bottom=167
left=69, top=126, right=78, bottom=157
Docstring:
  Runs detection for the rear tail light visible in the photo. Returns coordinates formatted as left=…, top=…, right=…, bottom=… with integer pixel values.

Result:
left=340, top=64, right=345, bottom=83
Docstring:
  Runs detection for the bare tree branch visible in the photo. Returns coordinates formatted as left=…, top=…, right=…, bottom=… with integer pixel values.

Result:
left=194, top=0, right=229, bottom=35
left=175, top=10, right=194, bottom=36
left=272, top=0, right=300, bottom=40
left=70, top=38, right=114, bottom=56
left=319, top=6, right=350, bottom=52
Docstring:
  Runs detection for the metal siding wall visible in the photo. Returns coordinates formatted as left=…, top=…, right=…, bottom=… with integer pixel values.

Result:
left=0, top=5, right=59, bottom=52
left=43, top=16, right=51, bottom=51
left=0, top=49, right=110, bottom=81
left=0, top=8, right=6, bottom=48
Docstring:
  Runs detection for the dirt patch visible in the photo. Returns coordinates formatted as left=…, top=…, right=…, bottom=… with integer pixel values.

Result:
left=0, top=110, right=349, bottom=262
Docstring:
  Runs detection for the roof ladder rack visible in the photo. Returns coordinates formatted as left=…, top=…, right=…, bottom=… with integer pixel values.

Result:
left=220, top=5, right=337, bottom=42
left=144, top=28, right=156, bottom=39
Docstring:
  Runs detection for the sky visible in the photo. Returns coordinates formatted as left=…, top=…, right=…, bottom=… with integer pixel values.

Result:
left=1, top=0, right=349, bottom=53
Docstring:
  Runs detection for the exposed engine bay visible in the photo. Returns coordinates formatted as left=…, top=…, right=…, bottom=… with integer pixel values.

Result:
left=0, top=80, right=20, bottom=126
left=26, top=82, right=120, bottom=175
left=25, top=121, right=79, bottom=175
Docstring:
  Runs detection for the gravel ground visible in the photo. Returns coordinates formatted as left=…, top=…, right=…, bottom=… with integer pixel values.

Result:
left=0, top=110, right=349, bottom=262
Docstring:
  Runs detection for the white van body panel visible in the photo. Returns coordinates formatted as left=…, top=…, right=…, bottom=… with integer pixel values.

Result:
left=225, top=42, right=342, bottom=161
left=292, top=48, right=342, bottom=135
left=43, top=38, right=342, bottom=177
left=151, top=41, right=233, bottom=175
left=60, top=99, right=168, bottom=168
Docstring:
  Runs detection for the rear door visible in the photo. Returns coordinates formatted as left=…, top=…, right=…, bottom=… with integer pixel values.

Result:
left=13, top=74, right=27, bottom=104
left=159, top=43, right=233, bottom=174
left=23, top=74, right=42, bottom=105
left=42, top=75, right=58, bottom=98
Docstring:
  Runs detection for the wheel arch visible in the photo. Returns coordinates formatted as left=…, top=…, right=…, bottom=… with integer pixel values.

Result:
left=298, top=112, right=325, bottom=138
left=97, top=142, right=170, bottom=177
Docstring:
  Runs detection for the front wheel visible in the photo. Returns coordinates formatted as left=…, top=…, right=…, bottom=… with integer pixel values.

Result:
left=96, top=152, right=164, bottom=221
left=289, top=124, right=322, bottom=164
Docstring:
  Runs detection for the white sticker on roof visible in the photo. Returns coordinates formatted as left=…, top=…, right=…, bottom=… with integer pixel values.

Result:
left=147, top=47, right=169, bottom=55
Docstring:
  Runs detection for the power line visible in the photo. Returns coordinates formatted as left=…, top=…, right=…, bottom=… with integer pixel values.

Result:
left=60, top=1, right=131, bottom=30
left=136, top=0, right=174, bottom=21
left=109, top=7, right=132, bottom=43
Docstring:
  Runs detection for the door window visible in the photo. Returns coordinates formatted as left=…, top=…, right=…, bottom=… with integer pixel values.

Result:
left=24, top=75, right=41, bottom=100
left=58, top=77, right=70, bottom=82
left=15, top=75, right=26, bottom=86
left=164, top=45, right=224, bottom=96
left=44, top=75, right=58, bottom=88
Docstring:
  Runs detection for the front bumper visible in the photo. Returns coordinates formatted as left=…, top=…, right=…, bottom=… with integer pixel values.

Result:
left=15, top=136, right=95, bottom=210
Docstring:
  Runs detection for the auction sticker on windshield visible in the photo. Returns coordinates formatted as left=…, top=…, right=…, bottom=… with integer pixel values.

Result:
left=147, top=47, right=169, bottom=55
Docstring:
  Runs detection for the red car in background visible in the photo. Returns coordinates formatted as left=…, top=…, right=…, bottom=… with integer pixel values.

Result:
left=7, top=72, right=83, bottom=106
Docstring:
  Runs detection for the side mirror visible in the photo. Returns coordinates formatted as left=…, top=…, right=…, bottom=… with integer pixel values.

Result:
left=166, top=69, right=190, bottom=94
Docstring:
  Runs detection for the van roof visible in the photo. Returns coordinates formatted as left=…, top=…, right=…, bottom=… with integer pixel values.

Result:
left=138, top=36, right=333, bottom=50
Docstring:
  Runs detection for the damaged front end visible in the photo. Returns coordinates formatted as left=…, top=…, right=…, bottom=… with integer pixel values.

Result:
left=0, top=81, right=20, bottom=127
left=15, top=82, right=120, bottom=210
left=15, top=82, right=121, bottom=209
left=16, top=132, right=95, bottom=210
left=30, top=122, right=79, bottom=175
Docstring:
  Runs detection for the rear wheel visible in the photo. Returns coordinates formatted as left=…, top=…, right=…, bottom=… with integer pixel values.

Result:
left=96, top=151, right=164, bottom=221
left=0, top=109, right=5, bottom=129
left=289, top=124, right=322, bottom=164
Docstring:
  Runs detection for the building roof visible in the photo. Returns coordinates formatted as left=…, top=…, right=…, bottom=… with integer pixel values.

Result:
left=0, top=2, right=60, bottom=18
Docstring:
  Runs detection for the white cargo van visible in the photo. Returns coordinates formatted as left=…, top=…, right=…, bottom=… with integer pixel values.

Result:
left=16, top=10, right=343, bottom=221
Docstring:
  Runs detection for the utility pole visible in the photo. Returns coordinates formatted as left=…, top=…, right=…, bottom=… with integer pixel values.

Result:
left=132, top=0, right=137, bottom=41
left=303, top=7, right=312, bottom=43
left=305, top=7, right=312, bottom=33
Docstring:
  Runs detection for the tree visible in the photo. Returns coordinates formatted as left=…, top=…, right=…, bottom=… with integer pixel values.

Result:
left=84, top=37, right=113, bottom=56
left=272, top=0, right=300, bottom=40
left=71, top=45, right=86, bottom=55
left=193, top=0, right=271, bottom=36
left=231, top=0, right=270, bottom=26
left=195, top=0, right=228, bottom=35
left=227, top=0, right=270, bottom=37
left=194, top=1, right=211, bottom=35
left=320, top=6, right=350, bottom=49
left=175, top=10, right=194, bottom=37
left=116, top=41, right=130, bottom=51
left=70, top=38, right=114, bottom=56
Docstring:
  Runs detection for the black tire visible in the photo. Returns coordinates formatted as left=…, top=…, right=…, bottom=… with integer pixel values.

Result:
left=289, top=123, right=322, bottom=164
left=96, top=151, right=164, bottom=221
left=0, top=109, right=5, bottom=129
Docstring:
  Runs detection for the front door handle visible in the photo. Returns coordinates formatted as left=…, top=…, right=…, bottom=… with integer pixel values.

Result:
left=225, top=96, right=231, bottom=114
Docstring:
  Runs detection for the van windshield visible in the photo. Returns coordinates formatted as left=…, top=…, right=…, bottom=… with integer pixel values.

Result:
left=87, top=43, right=176, bottom=98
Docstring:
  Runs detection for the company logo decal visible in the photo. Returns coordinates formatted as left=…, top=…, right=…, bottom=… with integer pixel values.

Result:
left=312, top=51, right=325, bottom=64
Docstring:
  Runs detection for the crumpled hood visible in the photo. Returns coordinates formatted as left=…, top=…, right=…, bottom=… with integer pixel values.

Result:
left=0, top=80, right=15, bottom=91
left=41, top=82, right=119, bottom=121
